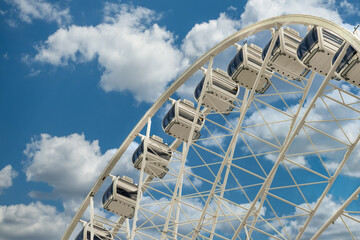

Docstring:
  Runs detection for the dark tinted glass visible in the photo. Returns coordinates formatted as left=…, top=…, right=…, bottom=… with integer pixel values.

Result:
left=147, top=146, right=172, bottom=160
left=75, top=229, right=84, bottom=240
left=117, top=187, right=137, bottom=200
left=333, top=45, right=357, bottom=73
left=86, top=232, right=102, bottom=240
left=297, top=28, right=318, bottom=61
left=262, top=36, right=280, bottom=60
left=227, top=49, right=244, bottom=77
left=132, top=142, right=144, bottom=163
left=194, top=77, right=205, bottom=100
left=162, top=105, right=176, bottom=129
left=102, top=183, right=114, bottom=205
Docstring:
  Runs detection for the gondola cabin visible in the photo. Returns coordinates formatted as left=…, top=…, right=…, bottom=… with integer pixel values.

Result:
left=297, top=26, right=343, bottom=76
left=194, top=68, right=239, bottom=114
left=102, top=176, right=138, bottom=218
left=162, top=99, right=205, bottom=142
left=132, top=135, right=172, bottom=179
left=332, top=44, right=360, bottom=87
left=262, top=27, right=309, bottom=80
left=75, top=221, right=113, bottom=240
left=227, top=43, right=272, bottom=94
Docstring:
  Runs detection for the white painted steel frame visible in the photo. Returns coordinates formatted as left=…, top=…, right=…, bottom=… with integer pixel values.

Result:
left=311, top=186, right=360, bottom=239
left=190, top=25, right=282, bottom=240
left=229, top=41, right=351, bottom=240
left=161, top=55, right=214, bottom=240
left=62, top=15, right=360, bottom=240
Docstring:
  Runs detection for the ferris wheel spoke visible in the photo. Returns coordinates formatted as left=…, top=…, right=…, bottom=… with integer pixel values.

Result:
left=230, top=52, right=341, bottom=239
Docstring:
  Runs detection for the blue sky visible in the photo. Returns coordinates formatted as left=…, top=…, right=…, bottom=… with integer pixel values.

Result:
left=1, top=0, right=360, bottom=239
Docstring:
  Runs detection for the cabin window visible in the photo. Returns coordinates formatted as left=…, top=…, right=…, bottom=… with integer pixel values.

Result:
left=86, top=232, right=102, bottom=240
left=116, top=187, right=137, bottom=200
left=227, top=49, right=244, bottom=77
left=102, top=183, right=114, bottom=204
left=75, top=229, right=84, bottom=240
left=162, top=105, right=176, bottom=129
left=132, top=142, right=145, bottom=164
left=297, top=28, right=318, bottom=61
left=262, top=37, right=280, bottom=60
left=147, top=146, right=172, bottom=160
left=194, top=77, right=205, bottom=100
left=333, top=45, right=357, bottom=73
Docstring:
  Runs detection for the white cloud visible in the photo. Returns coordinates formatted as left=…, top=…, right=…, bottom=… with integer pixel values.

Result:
left=34, top=4, right=186, bottom=102
left=5, top=0, right=71, bottom=26
left=0, top=165, right=18, bottom=193
left=279, top=195, right=360, bottom=239
left=181, top=13, right=240, bottom=60
left=227, top=6, right=237, bottom=11
left=339, top=0, right=359, bottom=15
left=176, top=13, right=241, bottom=99
left=32, top=4, right=243, bottom=102
left=24, top=133, right=138, bottom=202
left=0, top=202, right=69, bottom=240
left=240, top=0, right=351, bottom=28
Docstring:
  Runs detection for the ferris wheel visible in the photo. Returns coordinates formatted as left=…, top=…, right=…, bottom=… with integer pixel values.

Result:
left=62, top=15, right=360, bottom=240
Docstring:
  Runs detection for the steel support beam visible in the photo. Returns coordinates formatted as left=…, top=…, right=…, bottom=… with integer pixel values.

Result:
left=230, top=42, right=351, bottom=240
left=191, top=26, right=282, bottom=240
left=311, top=186, right=360, bottom=240
left=161, top=56, right=215, bottom=240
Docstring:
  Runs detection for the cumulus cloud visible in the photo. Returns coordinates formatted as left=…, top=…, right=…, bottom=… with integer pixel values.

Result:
left=33, top=4, right=186, bottom=102
left=0, top=202, right=69, bottom=240
left=30, top=2, right=244, bottom=102
left=0, top=165, right=18, bottom=193
left=240, top=0, right=353, bottom=29
left=24, top=133, right=139, bottom=201
left=279, top=195, right=360, bottom=239
left=181, top=13, right=240, bottom=60
left=5, top=0, right=71, bottom=26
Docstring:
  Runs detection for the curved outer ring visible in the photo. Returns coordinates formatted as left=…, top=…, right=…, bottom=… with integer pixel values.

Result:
left=62, top=14, right=360, bottom=240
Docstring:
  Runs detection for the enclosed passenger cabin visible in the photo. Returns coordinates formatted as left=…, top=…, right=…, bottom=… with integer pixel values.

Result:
left=194, top=68, right=239, bottom=114
left=297, top=26, right=343, bottom=76
left=227, top=43, right=272, bottom=94
left=102, top=176, right=138, bottom=218
left=162, top=99, right=205, bottom=142
left=75, top=222, right=113, bottom=240
left=132, top=135, right=173, bottom=179
left=332, top=44, right=360, bottom=87
left=262, top=27, right=309, bottom=80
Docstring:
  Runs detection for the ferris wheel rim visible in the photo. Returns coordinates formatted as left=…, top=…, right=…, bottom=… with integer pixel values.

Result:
left=62, top=14, right=360, bottom=240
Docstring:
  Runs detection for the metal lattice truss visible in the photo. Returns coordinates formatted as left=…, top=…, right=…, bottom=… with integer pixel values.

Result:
left=62, top=15, right=360, bottom=240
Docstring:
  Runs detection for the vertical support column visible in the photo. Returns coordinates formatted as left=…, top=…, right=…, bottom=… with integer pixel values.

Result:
left=126, top=219, right=131, bottom=240
left=173, top=170, right=184, bottom=240
left=209, top=88, right=250, bottom=240
left=231, top=41, right=351, bottom=240
left=161, top=142, right=187, bottom=240
left=161, top=56, right=215, bottom=240
left=192, top=26, right=282, bottom=240
left=90, top=196, right=94, bottom=240
left=130, top=116, right=152, bottom=240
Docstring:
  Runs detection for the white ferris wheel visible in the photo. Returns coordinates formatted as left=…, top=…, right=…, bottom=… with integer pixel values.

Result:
left=62, top=14, right=360, bottom=240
